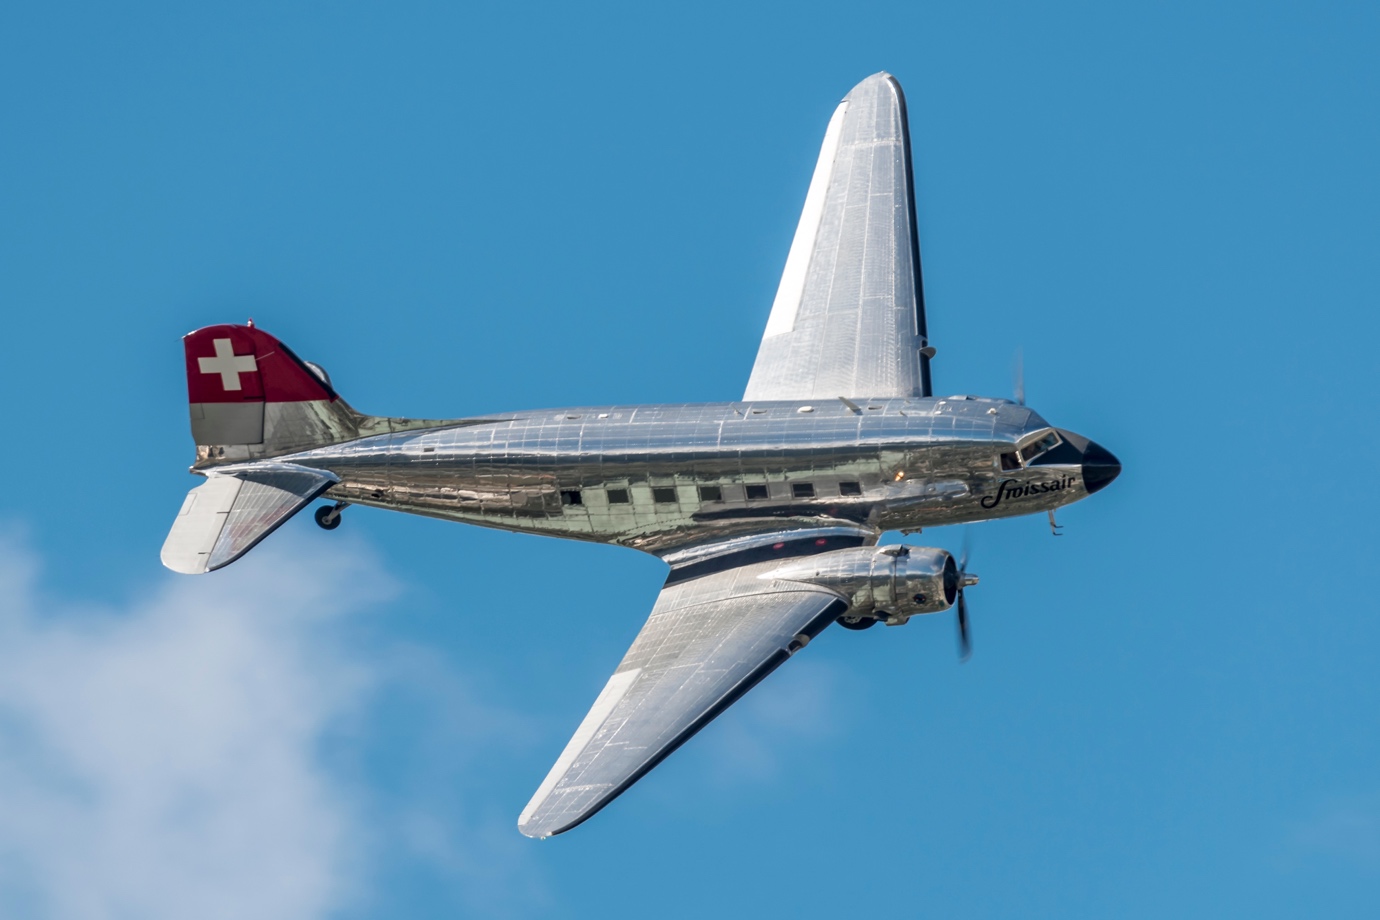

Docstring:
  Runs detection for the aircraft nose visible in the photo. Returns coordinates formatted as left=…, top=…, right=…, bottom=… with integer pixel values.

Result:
left=1081, top=441, right=1121, bottom=494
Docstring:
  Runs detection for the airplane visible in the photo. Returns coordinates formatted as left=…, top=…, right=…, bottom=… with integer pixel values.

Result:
left=161, top=72, right=1120, bottom=838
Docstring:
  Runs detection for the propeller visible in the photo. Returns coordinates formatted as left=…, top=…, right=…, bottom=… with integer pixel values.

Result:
left=953, top=534, right=979, bottom=662
left=1013, top=347, right=1025, bottom=407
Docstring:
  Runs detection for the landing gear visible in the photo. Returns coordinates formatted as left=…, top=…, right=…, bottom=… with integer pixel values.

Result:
left=315, top=502, right=349, bottom=530
left=836, top=614, right=877, bottom=631
left=1047, top=510, right=1064, bottom=537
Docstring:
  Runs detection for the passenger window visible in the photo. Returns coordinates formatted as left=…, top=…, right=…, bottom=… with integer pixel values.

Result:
left=698, top=485, right=722, bottom=502
left=652, top=487, right=677, bottom=504
left=607, top=488, right=630, bottom=504
left=560, top=489, right=582, bottom=506
left=839, top=481, right=862, bottom=496
left=1001, top=452, right=1020, bottom=471
left=745, top=484, right=769, bottom=501
left=792, top=482, right=815, bottom=499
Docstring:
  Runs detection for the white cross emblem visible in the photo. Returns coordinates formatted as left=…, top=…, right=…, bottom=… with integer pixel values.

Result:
left=198, top=338, right=258, bottom=391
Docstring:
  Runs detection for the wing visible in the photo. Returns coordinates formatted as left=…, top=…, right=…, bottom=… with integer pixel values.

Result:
left=744, top=72, right=933, bottom=401
left=517, top=533, right=865, bottom=838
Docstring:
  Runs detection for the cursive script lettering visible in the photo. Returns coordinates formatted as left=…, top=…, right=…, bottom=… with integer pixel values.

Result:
left=979, top=475, right=1078, bottom=510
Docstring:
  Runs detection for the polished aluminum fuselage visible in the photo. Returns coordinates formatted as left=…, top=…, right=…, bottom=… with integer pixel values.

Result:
left=288, top=395, right=1086, bottom=555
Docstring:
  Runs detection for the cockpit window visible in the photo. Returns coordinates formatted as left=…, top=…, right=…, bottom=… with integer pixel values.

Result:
left=1000, top=452, right=1021, bottom=471
left=1017, top=431, right=1062, bottom=464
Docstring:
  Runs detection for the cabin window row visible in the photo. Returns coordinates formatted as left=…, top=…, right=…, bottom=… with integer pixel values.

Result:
left=562, top=481, right=864, bottom=507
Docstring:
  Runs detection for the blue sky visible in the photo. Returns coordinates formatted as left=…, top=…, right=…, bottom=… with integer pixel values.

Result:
left=2, top=2, right=1379, bottom=917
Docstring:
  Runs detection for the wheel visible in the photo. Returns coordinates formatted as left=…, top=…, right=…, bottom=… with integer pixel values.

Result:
left=836, top=614, right=877, bottom=631
left=314, top=505, right=342, bottom=530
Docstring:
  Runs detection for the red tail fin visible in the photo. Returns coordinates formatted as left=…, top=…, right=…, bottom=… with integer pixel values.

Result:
left=185, top=323, right=335, bottom=405
left=182, top=323, right=465, bottom=466
left=185, top=323, right=346, bottom=460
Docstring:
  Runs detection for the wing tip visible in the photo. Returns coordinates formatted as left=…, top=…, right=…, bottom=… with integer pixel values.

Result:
left=846, top=71, right=904, bottom=101
left=159, top=550, right=210, bottom=575
left=518, top=783, right=619, bottom=839
left=517, top=812, right=587, bottom=840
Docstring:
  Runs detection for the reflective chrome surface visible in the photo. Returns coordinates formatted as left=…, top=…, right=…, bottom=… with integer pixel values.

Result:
left=767, top=544, right=959, bottom=625
left=161, top=462, right=338, bottom=574
left=745, top=73, right=933, bottom=401
left=162, top=71, right=1122, bottom=839
left=288, top=395, right=1099, bottom=556
left=518, top=557, right=845, bottom=838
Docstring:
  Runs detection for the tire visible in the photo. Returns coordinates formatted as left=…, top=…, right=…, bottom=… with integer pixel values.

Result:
left=836, top=614, right=877, bottom=631
left=314, top=506, right=342, bottom=530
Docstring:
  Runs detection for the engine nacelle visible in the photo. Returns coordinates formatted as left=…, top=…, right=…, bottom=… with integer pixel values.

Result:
left=765, top=545, right=959, bottom=626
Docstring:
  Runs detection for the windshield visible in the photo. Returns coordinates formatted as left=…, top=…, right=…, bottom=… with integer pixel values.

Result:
left=1017, top=430, right=1062, bottom=464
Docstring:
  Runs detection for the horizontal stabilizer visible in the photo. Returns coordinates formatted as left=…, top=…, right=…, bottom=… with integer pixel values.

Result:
left=161, top=463, right=339, bottom=574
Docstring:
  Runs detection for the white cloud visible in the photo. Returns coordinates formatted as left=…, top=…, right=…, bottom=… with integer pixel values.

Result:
left=344, top=642, right=548, bottom=917
left=0, top=516, right=856, bottom=916
left=1295, top=792, right=1380, bottom=873
left=0, top=524, right=533, bottom=919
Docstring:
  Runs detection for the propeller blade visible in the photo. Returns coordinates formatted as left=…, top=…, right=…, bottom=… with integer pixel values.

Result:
left=956, top=591, right=971, bottom=662
left=1013, top=347, right=1025, bottom=407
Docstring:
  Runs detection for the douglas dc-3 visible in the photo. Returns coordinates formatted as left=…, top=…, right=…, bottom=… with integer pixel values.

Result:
left=162, top=73, right=1120, bottom=838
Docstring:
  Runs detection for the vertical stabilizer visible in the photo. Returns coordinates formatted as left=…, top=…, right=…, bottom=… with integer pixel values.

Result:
left=183, top=323, right=458, bottom=466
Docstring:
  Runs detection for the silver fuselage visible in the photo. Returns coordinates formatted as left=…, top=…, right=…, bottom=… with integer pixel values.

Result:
left=287, top=394, right=1096, bottom=555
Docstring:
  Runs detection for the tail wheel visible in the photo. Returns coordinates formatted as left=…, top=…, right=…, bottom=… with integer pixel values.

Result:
left=314, top=505, right=343, bottom=530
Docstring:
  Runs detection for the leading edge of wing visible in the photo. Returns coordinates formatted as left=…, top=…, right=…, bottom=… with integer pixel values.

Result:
left=517, top=557, right=850, bottom=838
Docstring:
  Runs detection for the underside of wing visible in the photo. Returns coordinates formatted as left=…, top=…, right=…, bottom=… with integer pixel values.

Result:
left=517, top=550, right=851, bottom=838
left=744, top=72, right=932, bottom=401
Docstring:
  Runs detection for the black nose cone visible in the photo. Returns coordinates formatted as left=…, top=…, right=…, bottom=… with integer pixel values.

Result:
left=1081, top=441, right=1121, bottom=494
